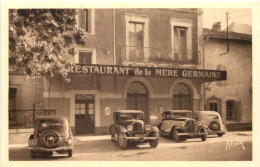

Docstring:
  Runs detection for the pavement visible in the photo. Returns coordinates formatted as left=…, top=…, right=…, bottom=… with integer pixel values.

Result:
left=9, top=131, right=252, bottom=149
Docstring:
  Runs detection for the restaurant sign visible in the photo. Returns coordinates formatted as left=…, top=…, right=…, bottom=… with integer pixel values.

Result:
left=69, top=64, right=227, bottom=80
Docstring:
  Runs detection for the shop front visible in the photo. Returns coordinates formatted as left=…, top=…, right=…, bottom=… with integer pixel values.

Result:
left=43, top=64, right=227, bottom=135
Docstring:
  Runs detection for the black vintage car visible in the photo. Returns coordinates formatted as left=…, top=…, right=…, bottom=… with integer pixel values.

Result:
left=110, top=110, right=159, bottom=149
left=158, top=110, right=208, bottom=142
left=28, top=116, right=74, bottom=158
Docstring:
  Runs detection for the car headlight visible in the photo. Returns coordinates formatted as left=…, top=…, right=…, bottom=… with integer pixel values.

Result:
left=127, top=125, right=133, bottom=131
left=144, top=124, right=150, bottom=131
left=68, top=138, right=73, bottom=145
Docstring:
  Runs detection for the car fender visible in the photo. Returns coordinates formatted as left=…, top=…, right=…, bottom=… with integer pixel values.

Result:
left=146, top=126, right=159, bottom=136
left=29, top=134, right=34, bottom=140
left=173, top=125, right=185, bottom=133
left=117, top=125, right=128, bottom=133
left=150, top=125, right=159, bottom=133
left=198, top=125, right=208, bottom=132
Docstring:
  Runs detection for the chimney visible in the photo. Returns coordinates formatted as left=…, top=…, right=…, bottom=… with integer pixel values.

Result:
left=211, top=22, right=221, bottom=32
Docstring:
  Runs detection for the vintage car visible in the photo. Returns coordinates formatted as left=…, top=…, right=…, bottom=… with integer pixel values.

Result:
left=110, top=110, right=159, bottom=149
left=196, top=111, right=227, bottom=137
left=158, top=110, right=207, bottom=142
left=28, top=115, right=74, bottom=158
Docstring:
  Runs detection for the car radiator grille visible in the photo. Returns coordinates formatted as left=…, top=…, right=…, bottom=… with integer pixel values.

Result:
left=133, top=122, right=143, bottom=132
left=187, top=120, right=196, bottom=133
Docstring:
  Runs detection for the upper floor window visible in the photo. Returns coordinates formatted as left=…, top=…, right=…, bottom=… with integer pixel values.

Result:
left=170, top=18, right=192, bottom=64
left=75, top=49, right=96, bottom=64
left=78, top=9, right=95, bottom=34
left=79, top=52, right=92, bottom=64
left=174, top=26, right=188, bottom=63
left=226, top=100, right=235, bottom=120
left=129, top=22, right=144, bottom=49
left=124, top=13, right=149, bottom=62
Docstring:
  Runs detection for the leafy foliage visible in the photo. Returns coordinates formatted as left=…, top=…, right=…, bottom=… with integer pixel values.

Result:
left=9, top=9, right=86, bottom=78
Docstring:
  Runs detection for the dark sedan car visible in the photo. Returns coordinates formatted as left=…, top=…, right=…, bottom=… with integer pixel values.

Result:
left=28, top=115, right=74, bottom=158
left=110, top=110, right=159, bottom=149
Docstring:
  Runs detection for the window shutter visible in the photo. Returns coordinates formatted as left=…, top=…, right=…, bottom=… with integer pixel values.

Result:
left=235, top=101, right=242, bottom=122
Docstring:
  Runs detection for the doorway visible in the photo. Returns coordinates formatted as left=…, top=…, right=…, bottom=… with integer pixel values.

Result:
left=127, top=81, right=149, bottom=123
left=75, top=94, right=95, bottom=135
left=172, top=83, right=192, bottom=110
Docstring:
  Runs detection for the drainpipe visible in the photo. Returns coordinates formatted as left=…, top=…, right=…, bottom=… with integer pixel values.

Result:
left=113, top=9, right=116, bottom=65
left=220, top=12, right=230, bottom=56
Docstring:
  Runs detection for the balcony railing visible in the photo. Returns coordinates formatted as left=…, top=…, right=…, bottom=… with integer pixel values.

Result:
left=121, top=47, right=200, bottom=65
left=9, top=109, right=56, bottom=129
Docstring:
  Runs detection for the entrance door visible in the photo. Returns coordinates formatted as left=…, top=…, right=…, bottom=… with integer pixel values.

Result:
left=127, top=82, right=148, bottom=123
left=75, top=95, right=95, bottom=135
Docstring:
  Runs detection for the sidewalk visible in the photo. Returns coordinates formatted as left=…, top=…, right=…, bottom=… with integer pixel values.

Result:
left=9, top=131, right=252, bottom=149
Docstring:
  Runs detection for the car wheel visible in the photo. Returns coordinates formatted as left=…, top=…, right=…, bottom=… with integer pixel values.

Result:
left=30, top=150, right=36, bottom=159
left=68, top=150, right=72, bottom=157
left=111, top=133, right=116, bottom=142
left=158, top=123, right=162, bottom=131
left=201, top=128, right=207, bottom=141
left=174, top=129, right=179, bottom=142
left=118, top=132, right=127, bottom=149
left=149, top=132, right=159, bottom=148
left=217, top=133, right=224, bottom=137
left=47, top=152, right=53, bottom=157
left=209, top=121, right=220, bottom=131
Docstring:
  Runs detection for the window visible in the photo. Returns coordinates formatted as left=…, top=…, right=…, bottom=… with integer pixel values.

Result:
left=174, top=26, right=187, bottom=62
left=209, top=101, right=218, bottom=112
left=79, top=52, right=92, bottom=64
left=129, top=22, right=144, bottom=48
left=78, top=9, right=95, bottom=34
left=75, top=49, right=96, bottom=64
left=124, top=13, right=149, bottom=62
left=207, top=96, right=221, bottom=114
left=75, top=103, right=86, bottom=119
left=226, top=100, right=235, bottom=120
left=207, top=115, right=219, bottom=120
left=128, top=22, right=144, bottom=61
left=170, top=18, right=192, bottom=64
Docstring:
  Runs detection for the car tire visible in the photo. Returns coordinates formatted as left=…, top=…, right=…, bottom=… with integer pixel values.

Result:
left=201, top=128, right=207, bottom=141
left=174, top=129, right=179, bottom=142
left=158, top=123, right=162, bottom=131
left=30, top=150, right=36, bottom=159
left=68, top=150, right=72, bottom=157
left=111, top=133, right=116, bottom=142
left=209, top=121, right=220, bottom=131
left=118, top=132, right=127, bottom=149
left=149, top=132, right=159, bottom=148
left=217, top=133, right=224, bottom=137
left=47, top=152, right=53, bottom=157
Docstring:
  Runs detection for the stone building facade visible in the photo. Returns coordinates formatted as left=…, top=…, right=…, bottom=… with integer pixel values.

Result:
left=202, top=26, right=252, bottom=130
left=9, top=9, right=229, bottom=135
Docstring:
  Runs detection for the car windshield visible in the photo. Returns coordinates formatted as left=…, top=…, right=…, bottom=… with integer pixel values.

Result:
left=119, top=113, right=144, bottom=120
left=38, top=119, right=68, bottom=130
left=172, top=112, right=192, bottom=118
